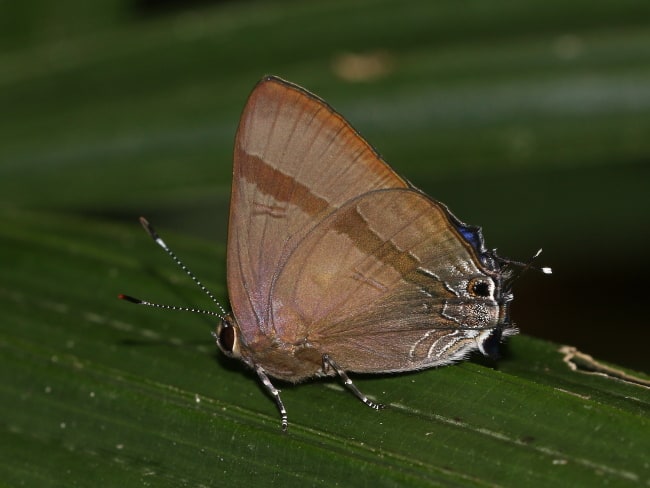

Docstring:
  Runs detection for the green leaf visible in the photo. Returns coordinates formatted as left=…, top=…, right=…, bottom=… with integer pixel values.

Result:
left=1, top=209, right=648, bottom=486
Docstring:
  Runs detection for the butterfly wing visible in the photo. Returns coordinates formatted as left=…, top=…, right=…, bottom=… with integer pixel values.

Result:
left=270, top=188, right=506, bottom=373
left=228, top=77, right=409, bottom=340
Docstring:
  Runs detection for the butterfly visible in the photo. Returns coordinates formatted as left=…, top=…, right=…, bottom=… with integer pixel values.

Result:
left=121, top=76, right=549, bottom=431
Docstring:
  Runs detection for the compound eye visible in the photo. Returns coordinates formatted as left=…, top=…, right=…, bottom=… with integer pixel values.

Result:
left=219, top=324, right=235, bottom=352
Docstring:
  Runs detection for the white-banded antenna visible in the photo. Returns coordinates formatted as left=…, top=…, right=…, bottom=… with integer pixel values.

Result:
left=119, top=217, right=228, bottom=321
left=118, top=294, right=224, bottom=318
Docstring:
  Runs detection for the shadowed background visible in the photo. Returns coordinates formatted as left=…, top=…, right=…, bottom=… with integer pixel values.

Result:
left=2, top=0, right=648, bottom=372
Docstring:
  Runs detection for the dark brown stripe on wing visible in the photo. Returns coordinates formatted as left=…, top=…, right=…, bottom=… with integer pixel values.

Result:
left=237, top=151, right=331, bottom=218
left=332, top=197, right=422, bottom=279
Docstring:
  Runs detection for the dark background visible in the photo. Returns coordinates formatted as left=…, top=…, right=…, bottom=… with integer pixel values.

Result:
left=1, top=0, right=648, bottom=372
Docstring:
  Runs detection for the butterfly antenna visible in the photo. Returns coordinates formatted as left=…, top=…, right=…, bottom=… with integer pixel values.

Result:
left=118, top=293, right=224, bottom=318
left=128, top=216, right=229, bottom=320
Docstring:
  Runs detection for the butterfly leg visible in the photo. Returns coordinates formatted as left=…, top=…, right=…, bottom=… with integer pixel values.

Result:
left=322, top=354, right=385, bottom=410
left=254, top=365, right=288, bottom=431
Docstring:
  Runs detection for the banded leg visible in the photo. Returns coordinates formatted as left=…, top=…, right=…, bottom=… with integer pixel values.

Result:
left=322, top=354, right=385, bottom=410
left=255, top=365, right=288, bottom=431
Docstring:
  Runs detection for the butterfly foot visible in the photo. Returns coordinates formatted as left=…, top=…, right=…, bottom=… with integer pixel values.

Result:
left=255, top=365, right=289, bottom=431
left=322, top=354, right=384, bottom=412
left=368, top=401, right=386, bottom=411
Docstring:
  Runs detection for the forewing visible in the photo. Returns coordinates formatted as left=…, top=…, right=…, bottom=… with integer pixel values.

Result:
left=228, top=77, right=407, bottom=338
left=271, top=188, right=500, bottom=373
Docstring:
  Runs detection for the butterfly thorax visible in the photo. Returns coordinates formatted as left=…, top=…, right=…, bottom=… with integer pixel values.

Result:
left=215, top=314, right=327, bottom=382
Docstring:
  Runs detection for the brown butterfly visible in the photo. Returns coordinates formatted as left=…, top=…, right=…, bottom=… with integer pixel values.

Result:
left=121, top=76, right=549, bottom=431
